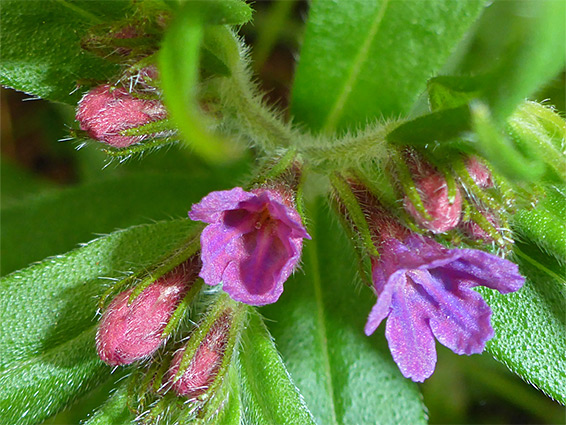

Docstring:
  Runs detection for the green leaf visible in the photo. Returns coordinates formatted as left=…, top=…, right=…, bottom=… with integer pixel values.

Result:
left=0, top=219, right=197, bottom=425
left=262, top=200, right=427, bottom=425
left=290, top=0, right=486, bottom=133
left=0, top=158, right=55, bottom=208
left=183, top=0, right=253, bottom=26
left=427, top=75, right=485, bottom=111
left=0, top=0, right=131, bottom=103
left=159, top=3, right=243, bottom=163
left=83, top=381, right=135, bottom=425
left=513, top=185, right=566, bottom=265
left=236, top=310, right=316, bottom=425
left=480, top=1, right=566, bottom=121
left=0, top=171, right=239, bottom=276
left=386, top=105, right=472, bottom=150
left=478, top=244, right=566, bottom=404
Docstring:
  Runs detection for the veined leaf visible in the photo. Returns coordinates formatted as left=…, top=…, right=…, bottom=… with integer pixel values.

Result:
left=262, top=201, right=427, bottom=425
left=291, top=0, right=486, bottom=133
left=0, top=219, right=197, bottom=425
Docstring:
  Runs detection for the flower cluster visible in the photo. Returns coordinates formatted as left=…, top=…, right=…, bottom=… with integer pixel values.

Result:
left=83, top=8, right=528, bottom=398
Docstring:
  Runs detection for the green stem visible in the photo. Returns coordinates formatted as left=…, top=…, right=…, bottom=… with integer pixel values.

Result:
left=329, top=173, right=379, bottom=257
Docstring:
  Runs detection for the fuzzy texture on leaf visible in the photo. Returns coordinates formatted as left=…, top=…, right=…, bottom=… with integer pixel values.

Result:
left=365, top=234, right=525, bottom=382
left=76, top=84, right=166, bottom=147
left=96, top=263, right=195, bottom=366
left=404, top=170, right=463, bottom=234
left=189, top=187, right=311, bottom=306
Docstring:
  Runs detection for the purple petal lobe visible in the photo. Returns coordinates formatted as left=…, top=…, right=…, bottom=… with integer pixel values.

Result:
left=385, top=282, right=437, bottom=382
left=190, top=187, right=309, bottom=305
left=409, top=270, right=494, bottom=355
left=189, top=187, right=253, bottom=223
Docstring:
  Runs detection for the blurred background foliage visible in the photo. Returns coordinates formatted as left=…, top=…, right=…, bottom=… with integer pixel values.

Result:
left=1, top=1, right=564, bottom=424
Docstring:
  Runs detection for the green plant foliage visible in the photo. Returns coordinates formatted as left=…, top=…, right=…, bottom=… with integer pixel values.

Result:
left=235, top=310, right=316, bottom=424
left=290, top=0, right=486, bottom=133
left=262, top=201, right=427, bottom=425
left=513, top=185, right=566, bottom=265
left=0, top=219, right=197, bottom=425
left=0, top=159, right=55, bottom=207
left=0, top=0, right=130, bottom=104
left=479, top=244, right=566, bottom=404
left=83, top=382, right=134, bottom=425
left=480, top=1, right=566, bottom=121
left=159, top=2, right=245, bottom=163
left=0, top=172, right=242, bottom=276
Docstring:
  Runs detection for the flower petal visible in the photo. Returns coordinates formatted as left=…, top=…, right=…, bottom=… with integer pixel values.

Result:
left=385, top=277, right=437, bottom=382
left=189, top=187, right=253, bottom=223
left=221, top=235, right=286, bottom=305
left=441, top=250, right=525, bottom=293
left=409, top=270, right=494, bottom=355
left=198, top=210, right=257, bottom=285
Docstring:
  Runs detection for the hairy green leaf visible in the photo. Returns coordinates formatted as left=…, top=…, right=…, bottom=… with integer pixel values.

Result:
left=479, top=244, right=566, bottom=404
left=0, top=219, right=197, bottom=425
left=83, top=382, right=135, bottom=425
left=236, top=310, right=316, bottom=425
left=291, top=0, right=486, bottom=133
left=513, top=185, right=566, bottom=265
left=0, top=0, right=130, bottom=103
left=262, top=201, right=427, bottom=425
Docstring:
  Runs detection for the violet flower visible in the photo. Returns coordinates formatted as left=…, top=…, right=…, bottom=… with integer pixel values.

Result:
left=189, top=187, right=310, bottom=306
left=365, top=234, right=524, bottom=382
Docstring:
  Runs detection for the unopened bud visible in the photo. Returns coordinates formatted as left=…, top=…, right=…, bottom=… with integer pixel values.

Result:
left=76, top=84, right=166, bottom=148
left=403, top=171, right=462, bottom=234
left=465, top=156, right=493, bottom=188
left=168, top=311, right=232, bottom=398
left=96, top=262, right=197, bottom=366
left=461, top=210, right=499, bottom=242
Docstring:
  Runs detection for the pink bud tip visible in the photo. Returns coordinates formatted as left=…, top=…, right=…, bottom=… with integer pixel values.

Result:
left=466, top=157, right=494, bottom=188
left=96, top=264, right=194, bottom=366
left=168, top=312, right=231, bottom=398
left=404, top=172, right=462, bottom=234
left=461, top=211, right=499, bottom=242
left=76, top=84, right=166, bottom=148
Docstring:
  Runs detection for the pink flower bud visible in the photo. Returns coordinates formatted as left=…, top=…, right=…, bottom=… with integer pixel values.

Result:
left=461, top=210, right=499, bottom=242
left=403, top=171, right=463, bottom=234
left=76, top=84, right=167, bottom=148
left=96, top=263, right=196, bottom=366
left=168, top=312, right=231, bottom=398
left=466, top=157, right=493, bottom=188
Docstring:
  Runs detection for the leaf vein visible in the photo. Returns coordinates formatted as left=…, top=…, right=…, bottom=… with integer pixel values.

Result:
left=322, top=0, right=391, bottom=133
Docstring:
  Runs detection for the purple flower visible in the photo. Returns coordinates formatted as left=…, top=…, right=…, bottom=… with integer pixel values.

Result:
left=189, top=187, right=310, bottom=306
left=365, top=234, right=524, bottom=382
